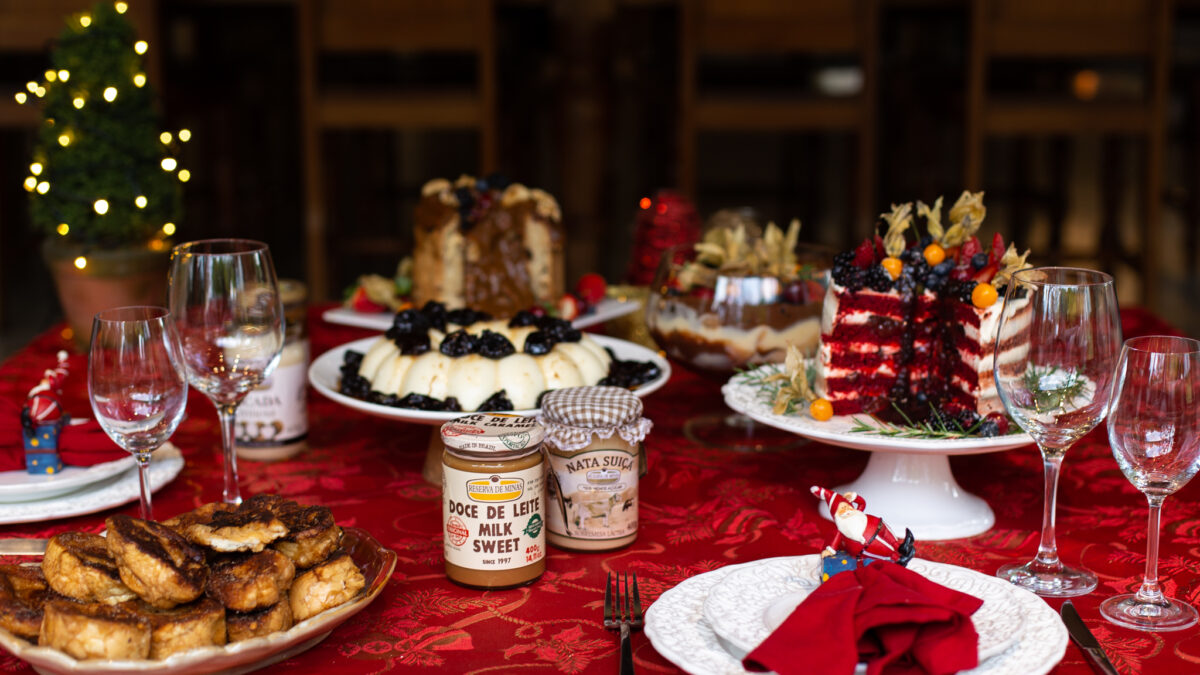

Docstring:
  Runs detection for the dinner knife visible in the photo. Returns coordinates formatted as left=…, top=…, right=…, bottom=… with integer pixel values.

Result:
left=1061, top=600, right=1120, bottom=675
left=0, top=538, right=48, bottom=556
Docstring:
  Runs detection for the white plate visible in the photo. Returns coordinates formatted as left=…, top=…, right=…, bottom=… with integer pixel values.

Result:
left=0, top=445, right=183, bottom=525
left=308, top=334, right=671, bottom=426
left=0, top=455, right=135, bottom=504
left=0, top=527, right=396, bottom=675
left=703, top=556, right=1024, bottom=663
left=645, top=558, right=1067, bottom=675
left=723, top=365, right=1033, bottom=455
left=321, top=297, right=640, bottom=332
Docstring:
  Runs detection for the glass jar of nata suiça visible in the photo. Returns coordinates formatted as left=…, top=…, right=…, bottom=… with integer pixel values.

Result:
left=539, top=386, right=652, bottom=551
left=441, top=413, right=546, bottom=589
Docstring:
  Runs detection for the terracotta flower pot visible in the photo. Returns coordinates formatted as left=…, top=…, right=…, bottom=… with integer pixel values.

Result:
left=42, top=239, right=170, bottom=350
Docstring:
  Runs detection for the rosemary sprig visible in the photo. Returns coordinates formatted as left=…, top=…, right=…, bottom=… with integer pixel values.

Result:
left=1023, top=366, right=1088, bottom=412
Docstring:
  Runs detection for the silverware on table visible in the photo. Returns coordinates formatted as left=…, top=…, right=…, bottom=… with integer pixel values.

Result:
left=1061, top=600, right=1121, bottom=675
left=0, top=538, right=48, bottom=556
left=604, top=571, right=644, bottom=675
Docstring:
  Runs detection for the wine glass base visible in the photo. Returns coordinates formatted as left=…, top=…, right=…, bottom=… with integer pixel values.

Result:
left=683, top=413, right=806, bottom=452
left=997, top=561, right=1097, bottom=597
left=1101, top=594, right=1199, bottom=631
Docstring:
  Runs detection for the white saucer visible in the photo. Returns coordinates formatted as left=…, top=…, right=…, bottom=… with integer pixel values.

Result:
left=0, top=455, right=134, bottom=503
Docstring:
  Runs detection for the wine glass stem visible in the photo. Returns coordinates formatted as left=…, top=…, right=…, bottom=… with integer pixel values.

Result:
left=1033, top=451, right=1065, bottom=571
left=135, top=452, right=153, bottom=521
left=1136, top=496, right=1167, bottom=605
left=217, top=403, right=242, bottom=505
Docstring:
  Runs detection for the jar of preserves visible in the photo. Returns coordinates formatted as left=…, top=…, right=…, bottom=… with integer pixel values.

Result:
left=236, top=279, right=309, bottom=461
left=441, top=414, right=546, bottom=589
left=538, top=386, right=652, bottom=551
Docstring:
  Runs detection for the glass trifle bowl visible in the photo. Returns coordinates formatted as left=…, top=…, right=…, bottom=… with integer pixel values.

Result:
left=645, top=221, right=832, bottom=450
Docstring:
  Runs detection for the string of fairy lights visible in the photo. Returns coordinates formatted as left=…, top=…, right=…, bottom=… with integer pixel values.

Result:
left=13, top=1, right=188, bottom=271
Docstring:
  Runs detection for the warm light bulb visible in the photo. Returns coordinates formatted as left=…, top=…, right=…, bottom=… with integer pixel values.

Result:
left=36, top=181, right=49, bottom=194
left=30, top=163, right=42, bottom=175
left=93, top=199, right=109, bottom=215
left=56, top=224, right=69, bottom=236
left=25, top=82, right=37, bottom=93
left=35, top=86, right=45, bottom=98
left=103, top=87, right=117, bottom=102
left=72, top=97, right=84, bottom=109
left=639, top=197, right=651, bottom=209
left=79, top=15, right=91, bottom=27
left=23, top=177, right=36, bottom=191
left=133, top=73, right=146, bottom=87
left=57, top=134, right=70, bottom=147
left=58, top=70, right=69, bottom=82
left=135, top=195, right=147, bottom=208
left=178, top=129, right=192, bottom=142
left=163, top=223, right=176, bottom=236
left=178, top=169, right=191, bottom=182
left=161, top=158, right=177, bottom=171
left=134, top=41, right=148, bottom=55
left=159, top=131, right=172, bottom=144
left=44, top=70, right=57, bottom=82
left=14, top=92, right=26, bottom=104
left=74, top=256, right=87, bottom=269
left=115, top=2, right=128, bottom=14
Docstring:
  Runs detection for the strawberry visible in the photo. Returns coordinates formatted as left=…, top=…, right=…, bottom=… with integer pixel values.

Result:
left=960, top=237, right=982, bottom=262
left=874, top=234, right=887, bottom=260
left=853, top=239, right=875, bottom=268
left=348, top=286, right=387, bottom=313
left=557, top=293, right=582, bottom=321
left=973, top=261, right=999, bottom=283
left=990, top=232, right=1005, bottom=265
left=575, top=273, right=607, bottom=306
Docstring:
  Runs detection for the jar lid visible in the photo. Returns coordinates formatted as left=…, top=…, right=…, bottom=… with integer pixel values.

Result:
left=441, top=413, right=545, bottom=459
left=538, top=386, right=652, bottom=452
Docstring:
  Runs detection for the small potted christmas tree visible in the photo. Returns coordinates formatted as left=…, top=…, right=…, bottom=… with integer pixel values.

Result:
left=16, top=1, right=187, bottom=347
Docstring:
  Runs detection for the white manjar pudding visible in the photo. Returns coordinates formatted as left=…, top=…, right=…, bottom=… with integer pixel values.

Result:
left=539, top=386, right=652, bottom=551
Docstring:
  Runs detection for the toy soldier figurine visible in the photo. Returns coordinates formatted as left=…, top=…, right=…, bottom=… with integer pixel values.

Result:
left=811, top=485, right=916, bottom=579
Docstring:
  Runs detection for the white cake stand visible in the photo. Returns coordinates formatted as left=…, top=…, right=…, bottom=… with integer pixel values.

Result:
left=722, top=366, right=1034, bottom=541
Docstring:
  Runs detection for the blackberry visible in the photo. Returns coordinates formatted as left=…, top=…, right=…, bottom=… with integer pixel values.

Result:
left=440, top=330, right=480, bottom=356
left=478, top=330, right=516, bottom=359
left=478, top=390, right=515, bottom=412
left=446, top=308, right=492, bottom=327
left=956, top=409, right=981, bottom=430
left=386, top=309, right=431, bottom=338
left=971, top=253, right=988, bottom=270
left=843, top=268, right=867, bottom=292
left=508, top=310, right=540, bottom=328
left=900, top=247, right=924, bottom=265
left=955, top=280, right=978, bottom=303
left=978, top=419, right=1000, bottom=437
left=928, top=409, right=957, bottom=432
left=420, top=301, right=449, bottom=332
left=524, top=331, right=554, bottom=355
left=832, top=251, right=858, bottom=287
left=866, top=265, right=893, bottom=292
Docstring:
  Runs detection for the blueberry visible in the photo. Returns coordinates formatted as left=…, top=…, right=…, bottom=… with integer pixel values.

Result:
left=933, top=261, right=954, bottom=276
left=978, top=420, right=1000, bottom=437
left=971, top=253, right=988, bottom=270
left=440, top=330, right=480, bottom=356
left=919, top=235, right=933, bottom=248
left=478, top=330, right=516, bottom=359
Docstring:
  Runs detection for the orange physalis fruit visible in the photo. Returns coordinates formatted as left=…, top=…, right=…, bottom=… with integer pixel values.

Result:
left=972, top=282, right=999, bottom=309
left=881, top=257, right=902, bottom=280
left=810, top=398, right=834, bottom=421
left=923, top=243, right=946, bottom=266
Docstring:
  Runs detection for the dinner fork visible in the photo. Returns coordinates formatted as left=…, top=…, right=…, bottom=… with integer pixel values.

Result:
left=604, top=571, right=643, bottom=675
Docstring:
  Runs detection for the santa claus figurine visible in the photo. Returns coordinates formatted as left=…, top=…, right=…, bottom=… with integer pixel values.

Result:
left=811, top=485, right=916, bottom=574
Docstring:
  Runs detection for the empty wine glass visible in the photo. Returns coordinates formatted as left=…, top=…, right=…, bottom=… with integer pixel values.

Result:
left=169, top=239, right=284, bottom=504
left=88, top=307, right=188, bottom=520
left=1101, top=335, right=1200, bottom=631
left=993, top=267, right=1122, bottom=596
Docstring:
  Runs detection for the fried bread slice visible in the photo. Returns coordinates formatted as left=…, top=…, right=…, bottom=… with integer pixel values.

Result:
left=288, top=552, right=364, bottom=622
left=206, top=549, right=295, bottom=612
left=0, top=566, right=47, bottom=641
left=161, top=502, right=236, bottom=535
left=124, top=597, right=226, bottom=659
left=39, top=596, right=150, bottom=660
left=226, top=599, right=293, bottom=643
left=42, top=532, right=136, bottom=605
left=182, top=504, right=287, bottom=553
left=106, top=515, right=208, bottom=609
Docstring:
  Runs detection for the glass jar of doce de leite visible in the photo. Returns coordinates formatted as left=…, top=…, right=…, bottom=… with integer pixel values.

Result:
left=441, top=414, right=547, bottom=590
left=235, top=279, right=309, bottom=461
left=539, top=386, right=653, bottom=551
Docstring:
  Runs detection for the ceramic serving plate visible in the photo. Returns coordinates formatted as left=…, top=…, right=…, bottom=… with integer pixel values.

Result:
left=322, top=297, right=640, bottom=332
left=0, top=456, right=135, bottom=504
left=0, top=527, right=396, bottom=675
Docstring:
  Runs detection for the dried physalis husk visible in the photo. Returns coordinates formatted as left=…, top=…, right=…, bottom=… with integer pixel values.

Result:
left=942, top=191, right=986, bottom=247
left=756, top=219, right=802, bottom=278
left=917, top=197, right=945, bottom=243
left=880, top=204, right=912, bottom=258
left=687, top=219, right=804, bottom=281
left=770, top=344, right=816, bottom=414
left=991, top=243, right=1032, bottom=287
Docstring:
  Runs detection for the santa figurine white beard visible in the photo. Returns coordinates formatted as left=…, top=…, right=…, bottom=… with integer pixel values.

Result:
left=833, top=503, right=869, bottom=543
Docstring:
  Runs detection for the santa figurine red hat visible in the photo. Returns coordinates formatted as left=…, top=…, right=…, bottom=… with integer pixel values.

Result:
left=811, top=485, right=915, bottom=567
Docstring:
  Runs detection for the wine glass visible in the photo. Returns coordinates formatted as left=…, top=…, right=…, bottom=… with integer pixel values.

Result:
left=169, top=239, right=284, bottom=504
left=993, top=267, right=1122, bottom=596
left=88, top=307, right=188, bottom=520
left=645, top=240, right=831, bottom=451
left=1101, top=335, right=1200, bottom=631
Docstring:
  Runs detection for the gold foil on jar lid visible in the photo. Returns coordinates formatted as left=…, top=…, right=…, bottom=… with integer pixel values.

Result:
left=440, top=413, right=545, bottom=460
left=538, top=386, right=652, bottom=453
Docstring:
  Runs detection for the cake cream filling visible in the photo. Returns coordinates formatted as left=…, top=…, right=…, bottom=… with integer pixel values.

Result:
left=647, top=303, right=822, bottom=367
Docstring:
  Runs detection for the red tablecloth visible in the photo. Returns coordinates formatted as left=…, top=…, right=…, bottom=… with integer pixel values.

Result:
left=1, top=307, right=1197, bottom=674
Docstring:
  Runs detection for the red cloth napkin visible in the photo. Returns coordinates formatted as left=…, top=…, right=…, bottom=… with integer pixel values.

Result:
left=744, top=561, right=984, bottom=675
left=0, top=398, right=126, bottom=472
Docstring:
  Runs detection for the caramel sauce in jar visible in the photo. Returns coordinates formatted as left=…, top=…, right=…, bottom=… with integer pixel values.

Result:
left=441, top=414, right=546, bottom=590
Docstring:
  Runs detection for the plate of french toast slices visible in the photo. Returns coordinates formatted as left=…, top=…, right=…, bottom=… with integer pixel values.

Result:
left=0, top=495, right=396, bottom=674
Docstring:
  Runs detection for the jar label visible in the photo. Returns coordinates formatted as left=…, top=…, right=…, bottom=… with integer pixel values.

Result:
left=443, top=463, right=545, bottom=571
left=236, top=340, right=309, bottom=447
left=546, top=447, right=638, bottom=542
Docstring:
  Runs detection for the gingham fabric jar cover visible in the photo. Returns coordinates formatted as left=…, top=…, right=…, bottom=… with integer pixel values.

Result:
left=538, top=386, right=652, bottom=452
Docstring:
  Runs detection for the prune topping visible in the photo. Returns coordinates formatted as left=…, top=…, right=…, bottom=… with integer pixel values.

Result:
left=392, top=333, right=431, bottom=356
left=478, top=390, right=515, bottom=412
left=387, top=309, right=431, bottom=338
left=395, top=393, right=448, bottom=411
left=524, top=331, right=553, bottom=355
left=443, top=397, right=463, bottom=413
left=599, top=349, right=661, bottom=388
left=508, top=310, right=540, bottom=327
left=537, top=316, right=581, bottom=342
left=339, top=374, right=370, bottom=398
left=342, top=350, right=364, bottom=371
left=440, top=330, right=480, bottom=357
left=420, top=301, right=448, bottom=332
left=446, top=308, right=492, bottom=327
left=478, top=330, right=516, bottom=359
